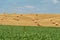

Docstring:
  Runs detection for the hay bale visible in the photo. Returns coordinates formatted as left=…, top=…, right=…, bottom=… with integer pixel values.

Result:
left=0, top=19, right=3, bottom=20
left=20, top=14, right=23, bottom=16
left=50, top=19, right=53, bottom=21
left=13, top=18, right=19, bottom=21
left=16, top=16, right=19, bottom=17
left=37, top=23, right=41, bottom=26
left=49, top=18, right=53, bottom=21
left=36, top=14, right=38, bottom=16
left=55, top=23, right=59, bottom=26
left=32, top=19, right=35, bottom=21
left=35, top=19, right=39, bottom=20
left=52, top=21, right=56, bottom=24
left=34, top=21, right=37, bottom=23
left=52, top=22, right=55, bottom=24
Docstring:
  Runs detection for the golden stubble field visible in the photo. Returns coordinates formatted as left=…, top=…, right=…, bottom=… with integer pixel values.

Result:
left=0, top=14, right=60, bottom=27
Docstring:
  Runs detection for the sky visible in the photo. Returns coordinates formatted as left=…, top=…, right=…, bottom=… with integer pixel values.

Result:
left=0, top=0, right=60, bottom=14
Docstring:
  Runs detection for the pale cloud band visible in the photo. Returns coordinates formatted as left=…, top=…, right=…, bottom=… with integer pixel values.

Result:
left=1, top=5, right=47, bottom=13
left=14, top=6, right=41, bottom=13
left=53, top=0, right=58, bottom=4
left=24, top=6, right=35, bottom=9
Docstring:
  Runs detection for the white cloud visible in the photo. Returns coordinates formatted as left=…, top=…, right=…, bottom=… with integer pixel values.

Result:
left=14, top=6, right=35, bottom=12
left=16, top=7, right=24, bottom=9
left=14, top=6, right=35, bottom=10
left=11, top=6, right=41, bottom=13
left=24, top=6, right=35, bottom=9
left=53, top=0, right=58, bottom=4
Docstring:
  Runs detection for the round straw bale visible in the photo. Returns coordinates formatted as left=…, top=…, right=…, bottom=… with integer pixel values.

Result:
left=36, top=14, right=38, bottom=16
left=1, top=19, right=3, bottom=20
left=52, top=22, right=55, bottom=24
left=55, top=23, right=59, bottom=26
left=37, top=23, right=41, bottom=26
left=34, top=21, right=37, bottom=23
left=32, top=19, right=35, bottom=21
left=16, top=16, right=19, bottom=17
left=35, top=19, right=39, bottom=20
left=20, top=14, right=23, bottom=16
left=13, top=18, right=19, bottom=21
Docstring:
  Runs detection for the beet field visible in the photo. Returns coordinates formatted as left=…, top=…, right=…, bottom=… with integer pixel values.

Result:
left=0, top=25, right=60, bottom=40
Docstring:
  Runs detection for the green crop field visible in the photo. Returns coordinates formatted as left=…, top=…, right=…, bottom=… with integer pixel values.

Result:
left=0, top=25, right=60, bottom=40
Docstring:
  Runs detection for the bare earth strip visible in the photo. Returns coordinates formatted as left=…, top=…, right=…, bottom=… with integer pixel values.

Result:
left=0, top=14, right=60, bottom=27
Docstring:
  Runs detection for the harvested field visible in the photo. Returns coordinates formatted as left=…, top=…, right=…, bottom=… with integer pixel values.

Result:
left=0, top=14, right=60, bottom=27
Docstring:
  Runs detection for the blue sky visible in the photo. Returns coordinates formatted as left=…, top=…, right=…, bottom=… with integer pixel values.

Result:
left=0, top=0, right=60, bottom=13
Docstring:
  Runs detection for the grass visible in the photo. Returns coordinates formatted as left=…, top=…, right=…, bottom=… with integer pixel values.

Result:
left=0, top=25, right=60, bottom=40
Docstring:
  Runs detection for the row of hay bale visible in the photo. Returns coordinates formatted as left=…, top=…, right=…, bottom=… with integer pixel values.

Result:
left=49, top=18, right=59, bottom=26
left=32, top=14, right=41, bottom=26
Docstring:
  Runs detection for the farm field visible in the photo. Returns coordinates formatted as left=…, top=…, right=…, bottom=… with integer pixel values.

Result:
left=0, top=14, right=60, bottom=27
left=0, top=25, right=60, bottom=40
